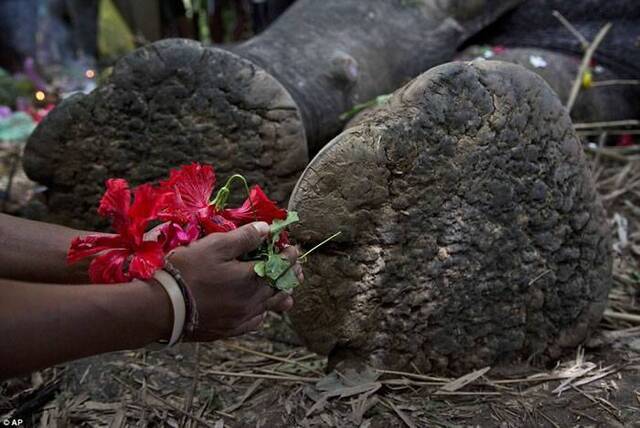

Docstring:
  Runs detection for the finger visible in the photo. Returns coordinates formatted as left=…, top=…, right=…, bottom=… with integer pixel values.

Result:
left=279, top=245, right=300, bottom=266
left=293, top=263, right=304, bottom=283
left=218, top=222, right=270, bottom=260
left=244, top=280, right=276, bottom=310
left=234, top=259, right=299, bottom=306
left=226, top=261, right=275, bottom=298
left=277, top=246, right=304, bottom=283
left=265, top=292, right=294, bottom=313
left=227, top=312, right=267, bottom=337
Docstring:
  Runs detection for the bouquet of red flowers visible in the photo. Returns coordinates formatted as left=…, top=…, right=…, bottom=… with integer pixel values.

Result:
left=67, top=163, right=303, bottom=291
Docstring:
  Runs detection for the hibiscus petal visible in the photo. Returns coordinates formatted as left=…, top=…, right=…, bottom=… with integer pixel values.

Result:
left=161, top=163, right=215, bottom=213
left=98, top=179, right=131, bottom=230
left=157, top=191, right=191, bottom=224
left=88, top=249, right=130, bottom=284
left=128, top=241, right=166, bottom=280
left=159, top=221, right=201, bottom=252
left=275, top=230, right=290, bottom=251
left=129, top=184, right=168, bottom=223
left=223, top=185, right=287, bottom=226
left=201, top=214, right=237, bottom=234
left=67, top=234, right=125, bottom=264
left=125, top=183, right=171, bottom=244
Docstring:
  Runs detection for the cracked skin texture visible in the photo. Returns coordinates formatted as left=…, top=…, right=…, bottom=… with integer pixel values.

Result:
left=288, top=61, right=611, bottom=375
left=23, top=39, right=307, bottom=230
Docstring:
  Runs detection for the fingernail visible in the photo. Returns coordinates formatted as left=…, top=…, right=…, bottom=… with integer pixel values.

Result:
left=262, top=312, right=268, bottom=321
left=284, top=296, right=294, bottom=310
left=253, top=222, right=270, bottom=236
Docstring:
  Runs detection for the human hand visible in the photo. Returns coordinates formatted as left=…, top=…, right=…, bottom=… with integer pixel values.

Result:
left=167, top=222, right=302, bottom=342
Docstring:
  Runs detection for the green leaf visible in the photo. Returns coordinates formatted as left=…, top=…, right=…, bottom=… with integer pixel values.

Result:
left=338, top=93, right=391, bottom=121
left=254, top=261, right=266, bottom=277
left=275, top=268, right=300, bottom=293
left=253, top=211, right=303, bottom=292
left=264, top=253, right=290, bottom=281
left=270, top=211, right=299, bottom=240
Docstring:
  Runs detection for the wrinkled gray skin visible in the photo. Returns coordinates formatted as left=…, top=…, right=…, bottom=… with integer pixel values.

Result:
left=24, top=42, right=307, bottom=230
left=461, top=0, right=640, bottom=124
left=233, top=0, right=523, bottom=152
left=288, top=61, right=611, bottom=375
left=23, top=0, right=521, bottom=229
left=22, top=0, right=640, bottom=229
left=457, top=47, right=640, bottom=124
left=468, top=0, right=640, bottom=80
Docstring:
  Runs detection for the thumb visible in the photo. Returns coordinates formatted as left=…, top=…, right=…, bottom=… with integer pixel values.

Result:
left=222, top=222, right=270, bottom=259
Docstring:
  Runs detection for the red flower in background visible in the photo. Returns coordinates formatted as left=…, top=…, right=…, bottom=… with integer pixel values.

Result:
left=27, top=104, right=55, bottom=123
left=68, top=179, right=170, bottom=283
left=617, top=134, right=634, bottom=147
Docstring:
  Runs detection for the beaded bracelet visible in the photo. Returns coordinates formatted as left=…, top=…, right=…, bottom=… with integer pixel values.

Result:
left=163, top=261, right=199, bottom=337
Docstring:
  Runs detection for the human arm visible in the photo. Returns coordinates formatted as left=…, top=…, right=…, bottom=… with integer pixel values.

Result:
left=0, top=213, right=96, bottom=283
left=0, top=277, right=172, bottom=379
left=0, top=222, right=300, bottom=379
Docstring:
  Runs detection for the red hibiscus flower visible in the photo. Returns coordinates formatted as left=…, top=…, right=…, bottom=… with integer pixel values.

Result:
left=67, top=163, right=297, bottom=284
left=223, top=185, right=287, bottom=226
left=158, top=221, right=201, bottom=252
left=67, top=179, right=169, bottom=283
left=159, top=164, right=288, bottom=237
left=159, top=163, right=216, bottom=224
left=224, top=185, right=289, bottom=249
left=159, top=163, right=236, bottom=236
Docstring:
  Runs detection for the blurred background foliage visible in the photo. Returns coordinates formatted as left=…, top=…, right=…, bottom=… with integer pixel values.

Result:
left=98, top=0, right=135, bottom=62
left=0, top=0, right=295, bottom=140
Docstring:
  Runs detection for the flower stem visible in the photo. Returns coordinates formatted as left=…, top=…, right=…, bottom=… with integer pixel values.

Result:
left=212, top=174, right=257, bottom=221
left=210, top=187, right=229, bottom=208
left=273, top=231, right=342, bottom=282
left=299, top=231, right=342, bottom=260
